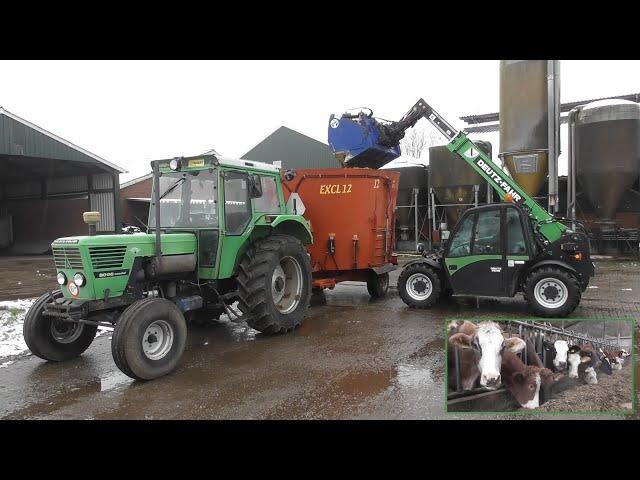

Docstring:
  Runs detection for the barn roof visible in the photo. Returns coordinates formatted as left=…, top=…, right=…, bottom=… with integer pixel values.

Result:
left=0, top=107, right=126, bottom=175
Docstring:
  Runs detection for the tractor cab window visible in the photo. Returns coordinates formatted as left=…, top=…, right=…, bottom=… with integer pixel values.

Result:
left=253, top=175, right=280, bottom=213
left=472, top=209, right=502, bottom=255
left=506, top=208, right=527, bottom=254
left=149, top=170, right=217, bottom=229
left=448, top=214, right=475, bottom=258
left=224, top=171, right=252, bottom=235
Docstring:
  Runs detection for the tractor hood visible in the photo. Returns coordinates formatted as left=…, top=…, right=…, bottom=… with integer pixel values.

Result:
left=51, top=233, right=197, bottom=300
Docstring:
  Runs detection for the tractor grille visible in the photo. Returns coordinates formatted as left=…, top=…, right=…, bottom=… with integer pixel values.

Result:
left=52, top=247, right=84, bottom=270
left=88, top=246, right=127, bottom=270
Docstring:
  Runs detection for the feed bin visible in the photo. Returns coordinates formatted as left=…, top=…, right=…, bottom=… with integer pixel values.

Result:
left=573, top=99, right=640, bottom=222
left=282, top=168, right=399, bottom=293
left=499, top=60, right=559, bottom=199
left=429, top=140, right=492, bottom=225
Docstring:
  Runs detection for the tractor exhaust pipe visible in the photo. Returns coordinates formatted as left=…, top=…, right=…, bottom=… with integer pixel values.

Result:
left=82, top=211, right=102, bottom=236
left=152, top=161, right=162, bottom=266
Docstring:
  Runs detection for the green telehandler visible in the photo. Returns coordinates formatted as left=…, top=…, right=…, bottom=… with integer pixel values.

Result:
left=24, top=155, right=313, bottom=380
left=329, top=99, right=595, bottom=317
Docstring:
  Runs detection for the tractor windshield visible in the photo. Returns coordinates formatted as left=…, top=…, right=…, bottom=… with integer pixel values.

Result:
left=148, top=170, right=218, bottom=228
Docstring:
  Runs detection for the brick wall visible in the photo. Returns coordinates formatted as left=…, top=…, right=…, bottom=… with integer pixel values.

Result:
left=120, top=178, right=152, bottom=228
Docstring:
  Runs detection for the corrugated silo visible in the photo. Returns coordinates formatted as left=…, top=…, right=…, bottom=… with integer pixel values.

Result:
left=430, top=141, right=492, bottom=225
left=499, top=60, right=559, bottom=200
left=571, top=99, right=640, bottom=222
left=382, top=162, right=429, bottom=247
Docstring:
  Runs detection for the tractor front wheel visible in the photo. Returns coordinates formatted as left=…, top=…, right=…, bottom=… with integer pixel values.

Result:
left=237, top=234, right=312, bottom=334
left=111, top=298, right=187, bottom=380
left=23, top=290, right=98, bottom=362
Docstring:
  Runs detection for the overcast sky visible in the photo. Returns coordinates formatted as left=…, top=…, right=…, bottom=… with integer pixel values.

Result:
left=1, top=60, right=639, bottom=182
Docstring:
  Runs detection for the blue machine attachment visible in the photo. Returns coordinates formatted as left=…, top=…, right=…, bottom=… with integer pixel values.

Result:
left=328, top=110, right=401, bottom=169
left=328, top=99, right=459, bottom=170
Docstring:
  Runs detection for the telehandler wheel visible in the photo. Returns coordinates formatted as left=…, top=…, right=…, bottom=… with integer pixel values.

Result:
left=367, top=272, right=389, bottom=298
left=111, top=298, right=187, bottom=380
left=23, top=290, right=98, bottom=362
left=523, top=267, right=581, bottom=318
left=237, top=234, right=312, bottom=334
left=398, top=263, right=441, bottom=309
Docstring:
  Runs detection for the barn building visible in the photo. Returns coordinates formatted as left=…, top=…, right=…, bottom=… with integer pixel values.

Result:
left=0, top=107, right=126, bottom=254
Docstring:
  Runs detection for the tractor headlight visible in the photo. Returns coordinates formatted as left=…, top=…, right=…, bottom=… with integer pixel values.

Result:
left=169, top=158, right=181, bottom=171
left=73, top=272, right=86, bottom=287
left=56, top=272, right=67, bottom=285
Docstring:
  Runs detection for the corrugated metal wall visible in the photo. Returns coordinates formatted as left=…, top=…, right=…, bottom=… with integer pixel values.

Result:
left=242, top=126, right=338, bottom=170
left=6, top=181, right=41, bottom=199
left=90, top=192, right=115, bottom=232
left=92, top=173, right=114, bottom=190
left=46, top=175, right=88, bottom=194
left=1, top=114, right=100, bottom=163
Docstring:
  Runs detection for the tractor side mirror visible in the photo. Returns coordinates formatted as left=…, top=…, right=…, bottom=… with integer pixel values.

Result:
left=248, top=175, right=263, bottom=198
left=417, top=243, right=425, bottom=254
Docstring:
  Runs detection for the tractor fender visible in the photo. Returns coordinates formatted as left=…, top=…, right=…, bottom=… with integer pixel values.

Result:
left=269, top=217, right=313, bottom=245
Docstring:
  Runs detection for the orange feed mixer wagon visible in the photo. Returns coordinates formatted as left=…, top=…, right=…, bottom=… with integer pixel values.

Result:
left=281, top=168, right=400, bottom=298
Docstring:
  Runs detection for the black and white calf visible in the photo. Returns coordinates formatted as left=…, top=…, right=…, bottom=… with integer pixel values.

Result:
left=567, top=344, right=600, bottom=385
left=543, top=339, right=569, bottom=372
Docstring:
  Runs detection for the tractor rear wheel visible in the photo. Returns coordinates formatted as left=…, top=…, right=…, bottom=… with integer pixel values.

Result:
left=111, top=298, right=187, bottom=380
left=237, top=234, right=312, bottom=334
left=524, top=267, right=581, bottom=317
left=23, top=290, right=98, bottom=362
left=367, top=272, right=389, bottom=298
left=398, top=263, right=441, bottom=308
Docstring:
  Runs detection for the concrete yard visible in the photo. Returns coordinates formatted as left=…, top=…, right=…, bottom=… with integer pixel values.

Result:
left=0, top=255, right=638, bottom=420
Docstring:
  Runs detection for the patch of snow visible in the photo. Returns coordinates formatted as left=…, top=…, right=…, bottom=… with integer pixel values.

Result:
left=0, top=298, right=36, bottom=358
left=588, top=286, right=599, bottom=289
left=0, top=360, right=15, bottom=368
left=621, top=288, right=633, bottom=291
left=0, top=298, right=111, bottom=359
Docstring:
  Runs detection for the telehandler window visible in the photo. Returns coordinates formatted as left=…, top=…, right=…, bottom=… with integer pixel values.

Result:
left=506, top=208, right=527, bottom=254
left=448, top=214, right=475, bottom=258
left=472, top=209, right=502, bottom=255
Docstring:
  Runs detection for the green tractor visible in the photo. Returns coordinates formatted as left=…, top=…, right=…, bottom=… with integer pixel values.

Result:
left=24, top=154, right=314, bottom=380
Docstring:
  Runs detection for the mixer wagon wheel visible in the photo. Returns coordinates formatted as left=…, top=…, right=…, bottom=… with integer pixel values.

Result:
left=397, top=263, right=441, bottom=309
left=237, top=234, right=312, bottom=334
left=367, top=272, right=389, bottom=298
left=523, top=267, right=581, bottom=318
left=23, top=290, right=98, bottom=362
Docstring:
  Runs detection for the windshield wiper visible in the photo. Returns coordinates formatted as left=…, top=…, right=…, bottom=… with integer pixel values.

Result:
left=159, top=177, right=186, bottom=200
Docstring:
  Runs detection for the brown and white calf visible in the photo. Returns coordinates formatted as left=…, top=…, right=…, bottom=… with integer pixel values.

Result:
left=501, top=350, right=554, bottom=409
left=448, top=321, right=526, bottom=390
left=600, top=348, right=627, bottom=371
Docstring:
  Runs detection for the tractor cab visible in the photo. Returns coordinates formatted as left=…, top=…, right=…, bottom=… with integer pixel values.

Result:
left=148, top=155, right=293, bottom=281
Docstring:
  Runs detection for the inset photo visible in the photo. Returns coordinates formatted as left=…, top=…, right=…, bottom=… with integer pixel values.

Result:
left=446, top=319, right=634, bottom=414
